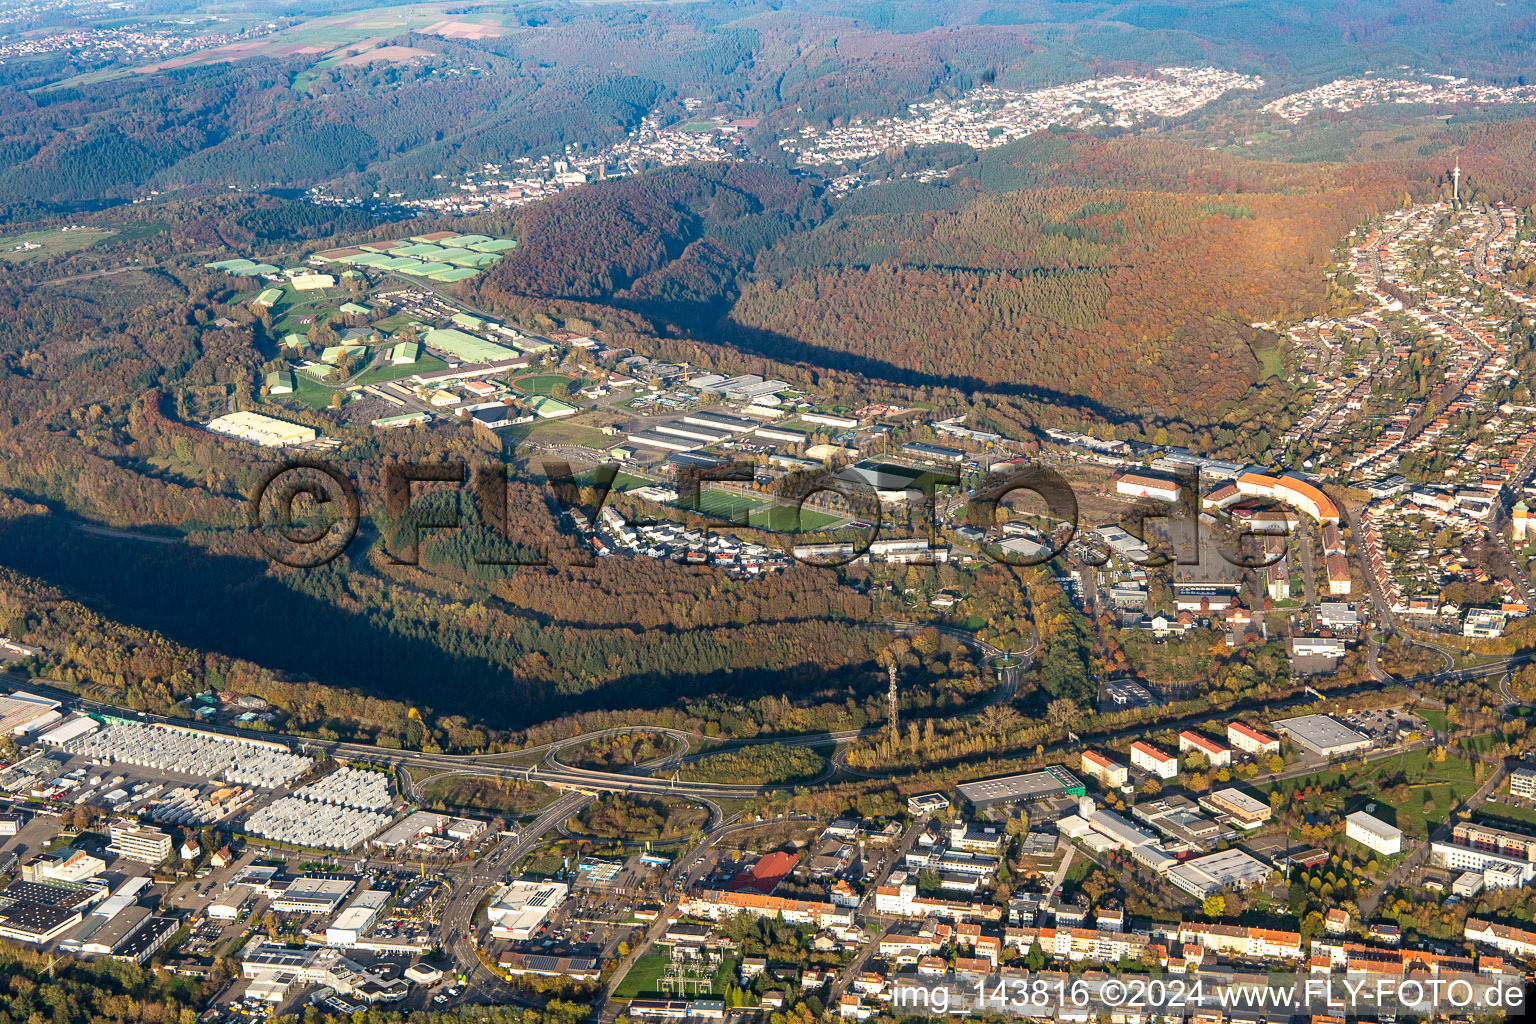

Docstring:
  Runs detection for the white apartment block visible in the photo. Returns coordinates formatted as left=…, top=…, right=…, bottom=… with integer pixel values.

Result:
left=107, top=822, right=172, bottom=863
left=1345, top=811, right=1403, bottom=856
left=1431, top=842, right=1536, bottom=883
left=1080, top=750, right=1129, bottom=789
left=1178, top=730, right=1232, bottom=767
left=1227, top=721, right=1280, bottom=755
left=1129, top=741, right=1178, bottom=780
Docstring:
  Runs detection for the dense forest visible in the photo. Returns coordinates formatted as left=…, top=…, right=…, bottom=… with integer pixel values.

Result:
left=678, top=742, right=829, bottom=785
left=0, top=945, right=220, bottom=1024
left=574, top=794, right=711, bottom=840
left=470, top=141, right=1405, bottom=437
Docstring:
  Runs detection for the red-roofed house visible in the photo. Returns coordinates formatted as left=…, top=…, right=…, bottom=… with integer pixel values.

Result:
left=1129, top=741, right=1178, bottom=780
left=1227, top=721, right=1280, bottom=755
left=1178, top=731, right=1231, bottom=767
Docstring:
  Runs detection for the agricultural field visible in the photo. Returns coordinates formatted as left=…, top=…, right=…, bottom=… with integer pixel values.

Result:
left=0, top=227, right=116, bottom=263
left=49, top=2, right=515, bottom=90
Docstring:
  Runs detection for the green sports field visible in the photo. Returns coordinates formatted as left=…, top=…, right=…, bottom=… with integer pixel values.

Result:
left=512, top=373, right=577, bottom=395
left=692, top=489, right=768, bottom=523
left=613, top=952, right=737, bottom=999
left=750, top=504, right=845, bottom=531
left=693, top=488, right=845, bottom=532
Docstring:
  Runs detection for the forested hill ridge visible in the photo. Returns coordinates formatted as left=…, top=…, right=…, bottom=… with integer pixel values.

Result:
left=466, top=138, right=1417, bottom=434
left=0, top=122, right=1518, bottom=445
left=5, top=0, right=1536, bottom=221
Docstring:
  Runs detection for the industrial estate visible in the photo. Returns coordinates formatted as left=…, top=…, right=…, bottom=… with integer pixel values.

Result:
left=0, top=653, right=1534, bottom=1021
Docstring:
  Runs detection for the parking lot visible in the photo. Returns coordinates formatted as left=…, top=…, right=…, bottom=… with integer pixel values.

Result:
left=1340, top=706, right=1427, bottom=742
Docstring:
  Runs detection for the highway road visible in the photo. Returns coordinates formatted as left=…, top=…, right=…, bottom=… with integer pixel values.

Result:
left=4, top=614, right=1040, bottom=805
left=13, top=633, right=1528, bottom=811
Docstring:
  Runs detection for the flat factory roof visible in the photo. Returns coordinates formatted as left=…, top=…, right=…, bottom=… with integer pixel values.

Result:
left=1273, top=714, right=1371, bottom=754
left=956, top=766, right=1084, bottom=806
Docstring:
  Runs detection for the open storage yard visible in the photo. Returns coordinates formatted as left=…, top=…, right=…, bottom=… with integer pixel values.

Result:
left=66, top=721, right=311, bottom=789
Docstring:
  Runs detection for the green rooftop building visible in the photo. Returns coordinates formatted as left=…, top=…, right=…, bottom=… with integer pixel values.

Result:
left=422, top=328, right=519, bottom=364
left=372, top=412, right=430, bottom=428
left=529, top=395, right=577, bottom=419
left=321, top=344, right=367, bottom=365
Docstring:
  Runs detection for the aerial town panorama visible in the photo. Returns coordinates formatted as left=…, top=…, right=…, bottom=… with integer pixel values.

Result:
left=3, top=1, right=1536, bottom=1023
